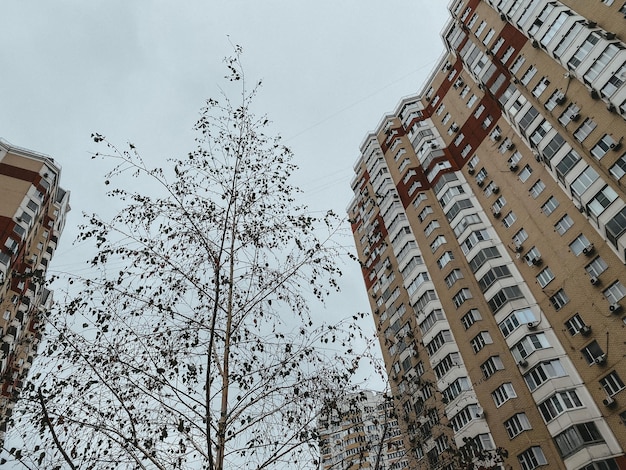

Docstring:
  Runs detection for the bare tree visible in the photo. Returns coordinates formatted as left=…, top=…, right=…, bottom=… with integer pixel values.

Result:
left=4, top=48, right=363, bottom=470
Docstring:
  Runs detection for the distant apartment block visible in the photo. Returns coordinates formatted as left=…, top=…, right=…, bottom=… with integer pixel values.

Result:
left=318, top=390, right=409, bottom=470
left=0, top=138, right=70, bottom=443
left=349, top=1, right=626, bottom=469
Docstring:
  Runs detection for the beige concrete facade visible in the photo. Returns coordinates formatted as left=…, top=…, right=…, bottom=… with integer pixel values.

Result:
left=349, top=1, right=626, bottom=469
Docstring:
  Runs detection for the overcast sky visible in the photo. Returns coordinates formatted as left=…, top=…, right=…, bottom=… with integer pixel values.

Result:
left=1, top=1, right=450, bottom=389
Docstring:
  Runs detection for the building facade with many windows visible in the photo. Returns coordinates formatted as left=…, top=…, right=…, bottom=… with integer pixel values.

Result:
left=0, top=139, right=70, bottom=444
left=348, top=1, right=626, bottom=468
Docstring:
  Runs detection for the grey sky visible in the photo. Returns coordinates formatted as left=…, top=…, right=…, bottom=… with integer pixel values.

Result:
left=1, top=1, right=449, bottom=388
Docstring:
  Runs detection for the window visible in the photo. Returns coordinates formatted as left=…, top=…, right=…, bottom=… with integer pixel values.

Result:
left=483, top=28, right=495, bottom=45
left=481, top=355, right=504, bottom=379
left=584, top=43, right=622, bottom=84
left=479, top=265, right=512, bottom=292
left=574, top=118, right=597, bottom=142
left=550, top=289, right=569, bottom=310
left=586, top=256, right=608, bottom=278
left=581, top=340, right=605, bottom=364
left=529, top=119, right=552, bottom=146
left=541, top=196, right=559, bottom=216
left=471, top=331, right=493, bottom=353
left=437, top=251, right=455, bottom=269
left=532, top=77, right=549, bottom=98
left=545, top=89, right=565, bottom=111
left=610, top=153, right=626, bottom=179
left=434, top=352, right=460, bottom=379
left=606, top=206, right=626, bottom=246
left=588, top=185, right=619, bottom=222
left=601, top=62, right=626, bottom=98
left=519, top=106, right=539, bottom=132
left=569, top=234, right=591, bottom=256
left=558, top=103, right=580, bottom=127
left=565, top=313, right=587, bottom=335
left=524, top=359, right=567, bottom=391
left=502, top=211, right=517, bottom=228
left=505, top=413, right=532, bottom=439
left=591, top=134, right=616, bottom=160
left=604, top=281, right=626, bottom=304
left=453, top=213, right=481, bottom=237
left=511, top=333, right=551, bottom=363
left=454, top=132, right=465, bottom=146
left=555, top=149, right=581, bottom=182
left=488, top=286, right=524, bottom=314
left=446, top=199, right=474, bottom=222
left=555, top=214, right=574, bottom=235
left=499, top=308, right=537, bottom=337
left=453, top=288, right=472, bottom=308
left=419, top=309, right=445, bottom=335
left=513, top=229, right=528, bottom=248
left=442, top=377, right=471, bottom=403
left=469, top=246, right=501, bottom=273
left=430, top=235, right=447, bottom=253
left=518, top=446, right=547, bottom=470
left=491, top=196, right=506, bottom=213
left=445, top=269, right=464, bottom=288
left=474, top=104, right=485, bottom=118
left=519, top=165, right=533, bottom=183
left=426, top=330, right=454, bottom=356
left=511, top=55, right=526, bottom=74
left=460, top=85, right=470, bottom=99
left=521, top=65, right=537, bottom=86
left=600, top=371, right=625, bottom=396
left=467, top=94, right=478, bottom=108
left=554, top=422, right=604, bottom=458
left=418, top=206, right=434, bottom=222
left=538, top=390, right=583, bottom=423
left=542, top=133, right=565, bottom=161
left=492, top=382, right=516, bottom=407
left=461, top=229, right=491, bottom=255
left=461, top=308, right=482, bottom=330
left=406, top=272, right=430, bottom=296
left=501, top=46, right=515, bottom=64
left=424, top=220, right=440, bottom=237
left=571, top=166, right=599, bottom=199
left=529, top=180, right=545, bottom=198
left=536, top=267, right=555, bottom=288
left=567, top=32, right=601, bottom=70
left=525, top=246, right=542, bottom=266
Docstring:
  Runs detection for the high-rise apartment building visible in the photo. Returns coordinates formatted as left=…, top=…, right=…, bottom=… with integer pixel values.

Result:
left=318, top=390, right=409, bottom=470
left=349, top=1, right=626, bottom=469
left=0, top=138, right=70, bottom=443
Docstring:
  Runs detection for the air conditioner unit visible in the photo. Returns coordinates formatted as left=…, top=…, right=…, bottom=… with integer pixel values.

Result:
left=586, top=20, right=597, bottom=28
left=610, top=141, right=623, bottom=151
left=515, top=244, right=523, bottom=252
left=603, top=396, right=617, bottom=407
left=509, top=163, right=518, bottom=171
left=499, top=12, right=507, bottom=21
left=493, top=186, right=500, bottom=194
left=493, top=134, right=501, bottom=141
left=477, top=180, right=485, bottom=187
left=468, top=167, right=475, bottom=175
left=430, top=143, right=438, bottom=149
left=527, top=321, right=539, bottom=330
left=531, top=39, right=539, bottom=49
left=609, top=303, right=622, bottom=313
left=590, top=276, right=599, bottom=285
left=518, top=359, right=528, bottom=368
left=580, top=325, right=592, bottom=336
left=445, top=63, right=452, bottom=71
left=556, top=95, right=566, bottom=105
left=582, top=244, right=594, bottom=255
left=608, top=103, right=617, bottom=113
left=451, top=124, right=460, bottom=132
left=604, top=32, right=617, bottom=40
left=531, top=256, right=542, bottom=266
left=475, top=406, right=485, bottom=418
left=590, top=89, right=599, bottom=100
left=506, top=142, right=515, bottom=150
left=594, top=354, right=607, bottom=365
left=571, top=112, right=581, bottom=122
left=493, top=209, right=501, bottom=218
